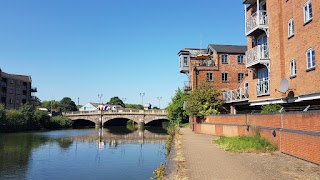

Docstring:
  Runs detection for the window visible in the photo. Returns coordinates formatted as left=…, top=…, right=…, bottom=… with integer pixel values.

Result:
left=183, top=57, right=188, bottom=66
left=17, top=90, right=20, bottom=95
left=290, top=59, right=297, bottom=77
left=288, top=18, right=294, bottom=37
left=222, top=54, right=228, bottom=64
left=10, top=79, right=13, bottom=84
left=206, top=72, right=213, bottom=81
left=10, top=99, right=13, bottom=104
left=238, top=73, right=244, bottom=83
left=9, top=89, right=13, bottom=94
left=238, top=55, right=244, bottom=64
left=304, top=0, right=312, bottom=23
left=222, top=73, right=228, bottom=82
left=306, top=48, right=315, bottom=69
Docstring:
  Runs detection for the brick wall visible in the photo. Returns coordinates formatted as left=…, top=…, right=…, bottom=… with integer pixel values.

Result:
left=192, top=111, right=320, bottom=165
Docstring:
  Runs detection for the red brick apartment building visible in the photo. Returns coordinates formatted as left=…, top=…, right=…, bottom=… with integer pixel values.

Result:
left=0, top=69, right=37, bottom=109
left=223, top=0, right=320, bottom=113
left=178, top=45, right=247, bottom=112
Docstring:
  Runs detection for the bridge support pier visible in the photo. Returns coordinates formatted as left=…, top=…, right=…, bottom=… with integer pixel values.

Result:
left=137, top=121, right=144, bottom=129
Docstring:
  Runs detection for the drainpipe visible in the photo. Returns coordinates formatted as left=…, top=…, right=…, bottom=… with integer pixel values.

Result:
left=244, top=5, right=247, bottom=33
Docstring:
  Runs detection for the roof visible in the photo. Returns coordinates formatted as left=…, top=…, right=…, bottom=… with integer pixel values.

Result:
left=178, top=48, right=207, bottom=58
left=1, top=71, right=32, bottom=82
left=208, top=44, right=247, bottom=54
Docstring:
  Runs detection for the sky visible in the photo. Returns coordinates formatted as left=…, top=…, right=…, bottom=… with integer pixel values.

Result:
left=0, top=0, right=247, bottom=108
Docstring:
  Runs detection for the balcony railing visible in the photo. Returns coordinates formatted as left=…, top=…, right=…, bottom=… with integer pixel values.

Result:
left=31, top=87, right=37, bottom=92
left=223, top=87, right=249, bottom=103
left=246, top=10, right=268, bottom=36
left=246, top=45, right=270, bottom=68
left=196, top=59, right=215, bottom=67
left=183, top=81, right=192, bottom=93
left=256, top=79, right=270, bottom=96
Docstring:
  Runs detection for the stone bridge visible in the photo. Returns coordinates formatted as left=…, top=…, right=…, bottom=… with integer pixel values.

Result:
left=64, top=109, right=168, bottom=127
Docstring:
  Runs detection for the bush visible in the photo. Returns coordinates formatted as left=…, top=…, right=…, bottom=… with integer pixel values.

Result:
left=34, top=110, right=51, bottom=129
left=261, top=104, right=285, bottom=114
left=50, top=116, right=73, bottom=129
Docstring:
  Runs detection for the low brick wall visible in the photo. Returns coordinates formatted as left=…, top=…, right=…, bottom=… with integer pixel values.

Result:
left=192, top=111, right=320, bottom=165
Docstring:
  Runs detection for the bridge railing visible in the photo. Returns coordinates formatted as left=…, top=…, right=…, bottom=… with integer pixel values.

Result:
left=64, top=109, right=167, bottom=116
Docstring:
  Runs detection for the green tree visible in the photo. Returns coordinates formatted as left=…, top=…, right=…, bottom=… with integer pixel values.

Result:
left=34, top=109, right=51, bottom=129
left=125, top=104, right=143, bottom=109
left=152, top=106, right=159, bottom=109
left=41, top=100, right=60, bottom=111
left=166, top=88, right=188, bottom=124
left=33, top=96, right=42, bottom=107
left=0, top=104, right=5, bottom=130
left=19, top=103, right=35, bottom=130
left=108, top=97, right=125, bottom=107
left=186, top=81, right=222, bottom=117
left=60, top=97, right=77, bottom=112
left=261, top=104, right=285, bottom=114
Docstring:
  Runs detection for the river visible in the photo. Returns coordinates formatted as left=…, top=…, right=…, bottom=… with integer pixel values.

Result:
left=0, top=127, right=168, bottom=180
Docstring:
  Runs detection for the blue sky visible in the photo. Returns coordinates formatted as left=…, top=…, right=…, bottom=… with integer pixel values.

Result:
left=0, top=0, right=246, bottom=108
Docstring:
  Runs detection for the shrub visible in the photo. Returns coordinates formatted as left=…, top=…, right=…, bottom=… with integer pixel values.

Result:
left=261, top=104, right=285, bottom=114
left=50, top=116, right=73, bottom=129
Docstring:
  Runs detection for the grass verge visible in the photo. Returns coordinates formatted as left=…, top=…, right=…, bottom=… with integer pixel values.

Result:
left=214, top=135, right=277, bottom=153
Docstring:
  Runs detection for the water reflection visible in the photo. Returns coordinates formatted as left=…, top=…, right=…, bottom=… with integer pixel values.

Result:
left=0, top=127, right=168, bottom=180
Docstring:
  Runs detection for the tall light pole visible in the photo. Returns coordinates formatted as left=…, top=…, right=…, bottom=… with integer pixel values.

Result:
left=98, top=94, right=103, bottom=104
left=140, top=93, right=145, bottom=106
left=157, top=97, right=162, bottom=109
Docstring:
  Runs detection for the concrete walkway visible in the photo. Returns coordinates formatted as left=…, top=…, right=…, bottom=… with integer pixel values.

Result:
left=180, top=128, right=320, bottom=180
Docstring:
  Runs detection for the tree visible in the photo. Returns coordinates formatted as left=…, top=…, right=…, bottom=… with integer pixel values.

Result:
left=166, top=88, right=188, bottom=124
left=60, top=97, right=77, bottom=112
left=33, top=96, right=42, bottom=107
left=125, top=104, right=143, bottom=109
left=152, top=106, right=159, bottom=109
left=108, top=97, right=125, bottom=107
left=41, top=100, right=60, bottom=111
left=261, top=104, right=285, bottom=113
left=186, top=81, right=222, bottom=117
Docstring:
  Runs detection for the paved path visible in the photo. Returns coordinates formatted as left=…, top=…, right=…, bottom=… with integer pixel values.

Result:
left=180, top=128, right=320, bottom=180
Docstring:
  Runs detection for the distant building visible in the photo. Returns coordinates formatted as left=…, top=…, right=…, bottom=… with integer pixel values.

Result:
left=79, top=102, right=123, bottom=111
left=143, top=103, right=151, bottom=110
left=0, top=69, right=37, bottom=109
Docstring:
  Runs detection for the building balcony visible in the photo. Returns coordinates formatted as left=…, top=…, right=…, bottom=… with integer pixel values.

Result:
left=195, top=59, right=219, bottom=71
left=183, top=81, right=192, bottom=93
left=246, top=10, right=268, bottom=36
left=223, top=87, right=249, bottom=103
left=0, top=82, right=7, bottom=87
left=246, top=45, right=270, bottom=68
left=31, top=87, right=37, bottom=92
left=256, top=79, right=270, bottom=96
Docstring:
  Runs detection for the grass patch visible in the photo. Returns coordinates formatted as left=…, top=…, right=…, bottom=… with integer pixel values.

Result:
left=179, top=123, right=189, bottom=128
left=214, top=135, right=277, bottom=153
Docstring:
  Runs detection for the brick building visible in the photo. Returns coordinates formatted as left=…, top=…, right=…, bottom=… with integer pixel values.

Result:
left=178, top=44, right=247, bottom=112
left=0, top=69, right=37, bottom=109
left=224, top=0, right=320, bottom=113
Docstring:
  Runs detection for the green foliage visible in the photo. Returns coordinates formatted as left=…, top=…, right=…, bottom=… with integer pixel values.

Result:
left=152, top=106, right=159, bottom=109
left=60, top=97, right=77, bottom=112
left=34, top=110, right=51, bottom=129
left=41, top=100, right=60, bottom=111
left=166, top=88, right=188, bottom=124
left=186, top=81, right=222, bottom=117
left=125, top=104, right=143, bottom=109
left=108, top=97, right=125, bottom=107
left=152, top=164, right=165, bottom=180
left=261, top=104, right=285, bottom=114
left=4, top=109, right=25, bottom=131
left=33, top=96, right=42, bottom=107
left=49, top=116, right=73, bottom=129
left=214, top=135, right=278, bottom=153
left=19, top=103, right=36, bottom=130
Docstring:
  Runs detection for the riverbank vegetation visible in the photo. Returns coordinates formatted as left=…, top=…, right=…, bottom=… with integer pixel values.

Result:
left=0, top=104, right=73, bottom=132
left=214, top=132, right=278, bottom=153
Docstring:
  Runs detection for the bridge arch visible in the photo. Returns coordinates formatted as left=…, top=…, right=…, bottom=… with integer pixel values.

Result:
left=145, top=118, right=169, bottom=127
left=72, top=119, right=96, bottom=127
left=103, top=118, right=139, bottom=126
left=102, top=115, right=143, bottom=125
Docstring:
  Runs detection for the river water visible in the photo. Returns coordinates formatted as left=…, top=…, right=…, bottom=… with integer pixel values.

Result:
left=0, top=127, right=168, bottom=180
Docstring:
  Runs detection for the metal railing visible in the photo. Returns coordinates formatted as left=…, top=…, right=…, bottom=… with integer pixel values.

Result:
left=246, top=10, right=268, bottom=35
left=196, top=59, right=215, bottom=67
left=256, top=79, right=270, bottom=96
left=246, top=44, right=269, bottom=67
left=31, top=87, right=37, bottom=92
left=223, top=87, right=249, bottom=103
left=64, top=109, right=167, bottom=116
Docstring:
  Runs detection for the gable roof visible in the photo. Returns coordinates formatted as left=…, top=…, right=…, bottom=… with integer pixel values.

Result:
left=178, top=48, right=207, bottom=58
left=208, top=44, right=247, bottom=54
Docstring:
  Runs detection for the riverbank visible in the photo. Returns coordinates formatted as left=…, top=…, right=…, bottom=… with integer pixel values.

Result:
left=169, top=127, right=320, bottom=179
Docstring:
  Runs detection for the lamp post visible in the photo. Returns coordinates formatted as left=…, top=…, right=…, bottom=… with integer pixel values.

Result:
left=98, top=94, right=103, bottom=104
left=157, top=97, right=162, bottom=109
left=140, top=93, right=145, bottom=106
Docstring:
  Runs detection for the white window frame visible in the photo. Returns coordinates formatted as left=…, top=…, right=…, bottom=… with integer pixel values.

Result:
left=206, top=72, right=213, bottom=82
left=222, top=73, right=228, bottom=82
left=306, top=48, right=316, bottom=70
left=290, top=59, right=297, bottom=77
left=222, top=54, right=228, bottom=64
left=288, top=18, right=294, bottom=37
left=238, top=55, right=244, bottom=64
left=304, top=0, right=313, bottom=23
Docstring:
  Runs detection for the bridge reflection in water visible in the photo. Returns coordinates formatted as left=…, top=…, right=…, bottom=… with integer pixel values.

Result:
left=64, top=126, right=168, bottom=150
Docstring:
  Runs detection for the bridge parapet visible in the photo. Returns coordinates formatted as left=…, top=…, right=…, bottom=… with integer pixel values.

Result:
left=64, top=109, right=167, bottom=116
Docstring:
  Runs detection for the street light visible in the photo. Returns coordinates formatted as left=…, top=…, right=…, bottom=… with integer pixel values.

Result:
left=140, top=93, right=145, bottom=106
left=98, top=94, right=103, bottom=104
left=157, top=97, right=162, bottom=109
